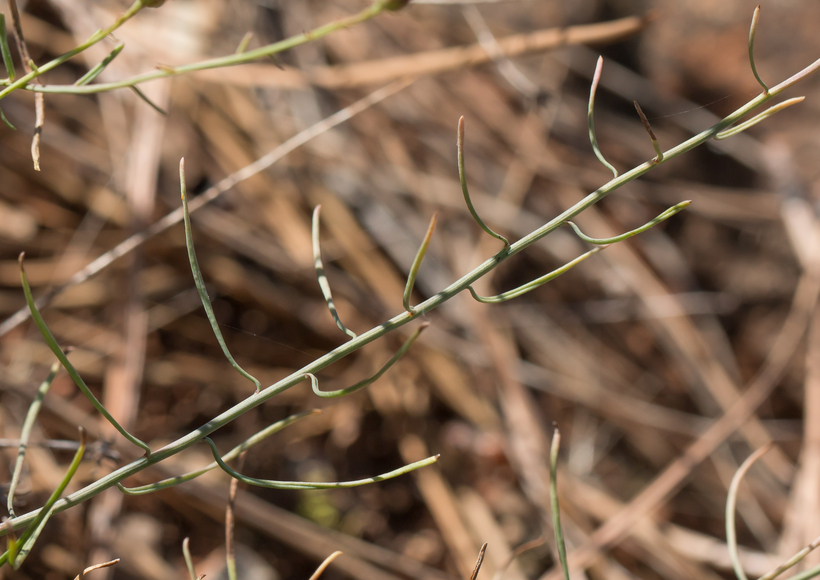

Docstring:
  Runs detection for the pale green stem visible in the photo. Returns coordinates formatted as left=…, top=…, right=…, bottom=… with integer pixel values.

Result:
left=567, top=201, right=690, bottom=245
left=180, top=159, right=262, bottom=394
left=3, top=53, right=820, bottom=536
left=117, top=411, right=318, bottom=495
left=205, top=437, right=438, bottom=489
left=588, top=56, right=618, bottom=178
left=726, top=444, right=771, bottom=580
left=0, top=0, right=146, bottom=100
left=550, top=429, right=570, bottom=580
left=19, top=254, right=151, bottom=455
left=403, top=213, right=438, bottom=313
left=758, top=535, right=820, bottom=580
left=7, top=361, right=61, bottom=518
left=306, top=323, right=428, bottom=398
left=1, top=1, right=387, bottom=98
left=313, top=205, right=356, bottom=339
left=458, top=116, right=509, bottom=246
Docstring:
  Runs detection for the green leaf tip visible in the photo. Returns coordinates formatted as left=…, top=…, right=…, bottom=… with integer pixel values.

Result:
left=715, top=97, right=804, bottom=140
left=550, top=429, right=571, bottom=580
left=313, top=204, right=357, bottom=339
left=403, top=213, right=438, bottom=313
left=749, top=6, right=768, bottom=94
left=180, top=158, right=263, bottom=395
left=588, top=56, right=618, bottom=179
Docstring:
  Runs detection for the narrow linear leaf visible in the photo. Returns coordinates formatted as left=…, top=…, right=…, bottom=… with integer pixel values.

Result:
left=0, top=105, right=16, bottom=130
left=180, top=159, right=261, bottom=394
left=118, top=411, right=319, bottom=495
left=235, top=31, right=253, bottom=54
left=206, top=436, right=438, bottom=489
left=588, top=57, right=618, bottom=178
left=568, top=201, right=690, bottom=245
left=131, top=85, right=167, bottom=115
left=19, top=254, right=151, bottom=455
left=550, top=429, right=571, bottom=580
left=7, top=360, right=61, bottom=518
left=182, top=538, right=199, bottom=580
left=748, top=6, right=768, bottom=94
left=403, top=213, right=438, bottom=313
left=468, top=247, right=604, bottom=304
left=312, top=205, right=356, bottom=339
left=0, top=14, right=15, bottom=82
left=634, top=100, right=663, bottom=163
left=715, top=97, right=804, bottom=140
left=74, top=44, right=124, bottom=86
left=458, top=117, right=509, bottom=247
left=9, top=428, right=86, bottom=569
left=306, top=323, right=428, bottom=399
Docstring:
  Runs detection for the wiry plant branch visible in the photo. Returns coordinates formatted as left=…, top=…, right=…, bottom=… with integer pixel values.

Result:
left=3, top=11, right=820, bottom=543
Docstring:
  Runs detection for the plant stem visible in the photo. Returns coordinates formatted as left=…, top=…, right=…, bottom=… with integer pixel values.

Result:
left=1, top=1, right=387, bottom=98
left=2, top=54, right=819, bottom=536
left=0, top=0, right=145, bottom=101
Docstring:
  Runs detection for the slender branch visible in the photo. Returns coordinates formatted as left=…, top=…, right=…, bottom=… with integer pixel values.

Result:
left=3, top=44, right=820, bottom=537
left=0, top=1, right=388, bottom=99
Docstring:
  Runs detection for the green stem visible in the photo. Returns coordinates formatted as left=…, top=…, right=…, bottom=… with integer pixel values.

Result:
left=1, top=1, right=386, bottom=98
left=2, top=54, right=820, bottom=535
left=0, top=0, right=145, bottom=101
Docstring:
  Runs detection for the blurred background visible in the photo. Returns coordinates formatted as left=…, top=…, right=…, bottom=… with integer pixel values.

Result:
left=1, top=0, right=820, bottom=579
